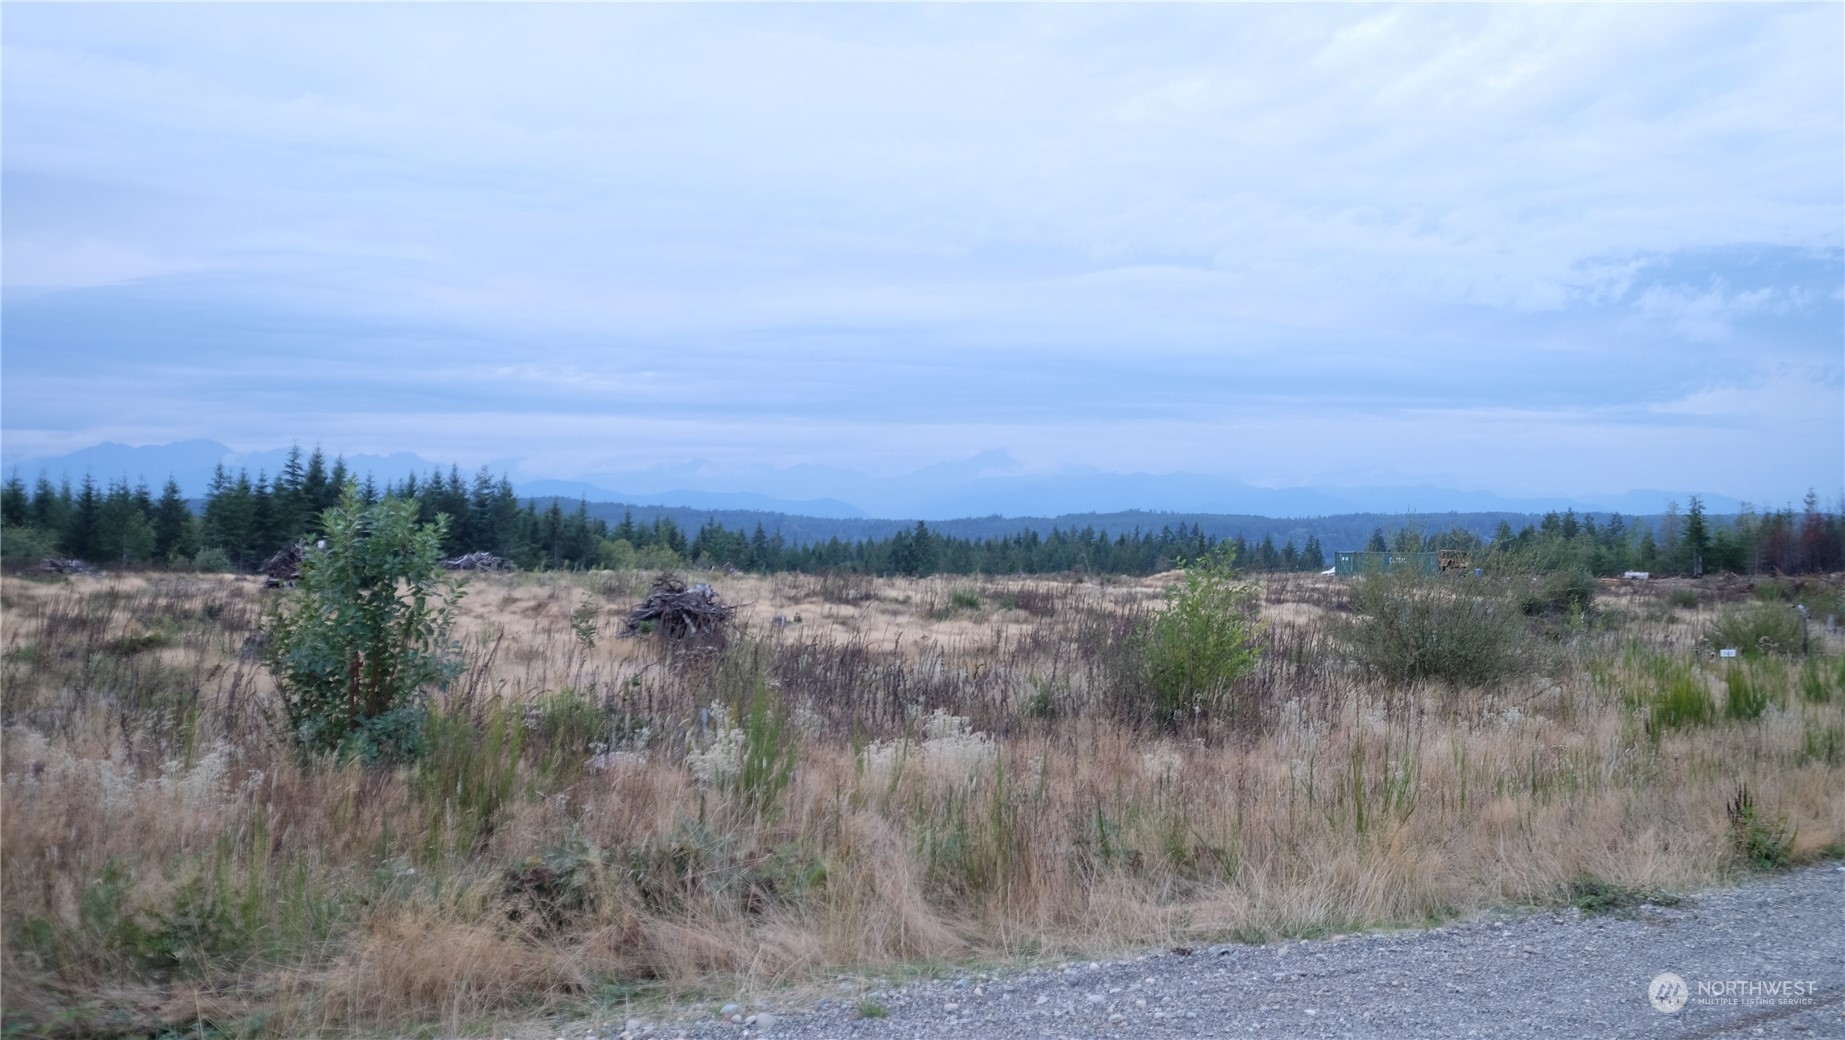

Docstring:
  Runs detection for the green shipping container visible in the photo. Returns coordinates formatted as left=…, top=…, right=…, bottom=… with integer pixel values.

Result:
left=1333, top=551, right=1440, bottom=577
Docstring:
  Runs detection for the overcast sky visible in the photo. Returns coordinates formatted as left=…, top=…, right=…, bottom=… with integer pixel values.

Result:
left=3, top=4, right=1840, bottom=506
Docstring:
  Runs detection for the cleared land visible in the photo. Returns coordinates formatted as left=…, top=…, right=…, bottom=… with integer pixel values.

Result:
left=3, top=567, right=1842, bottom=1037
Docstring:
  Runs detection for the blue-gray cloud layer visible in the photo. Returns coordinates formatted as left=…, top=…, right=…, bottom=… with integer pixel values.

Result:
left=4, top=4, right=1840, bottom=504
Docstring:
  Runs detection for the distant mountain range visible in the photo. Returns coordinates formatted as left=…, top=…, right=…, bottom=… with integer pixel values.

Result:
left=1, top=438, right=1756, bottom=523
left=549, top=500, right=1611, bottom=553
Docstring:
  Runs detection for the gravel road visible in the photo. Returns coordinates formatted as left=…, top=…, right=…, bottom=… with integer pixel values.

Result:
left=615, top=865, right=1843, bottom=1040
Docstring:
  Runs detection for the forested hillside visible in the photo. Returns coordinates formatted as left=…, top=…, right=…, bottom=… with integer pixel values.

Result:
left=4, top=446, right=1841, bottom=578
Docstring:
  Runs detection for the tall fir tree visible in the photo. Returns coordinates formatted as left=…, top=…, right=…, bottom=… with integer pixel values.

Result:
left=153, top=478, right=195, bottom=560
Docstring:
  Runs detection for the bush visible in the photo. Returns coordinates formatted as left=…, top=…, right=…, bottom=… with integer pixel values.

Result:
left=1707, top=604, right=1802, bottom=658
left=1518, top=569, right=1597, bottom=617
left=0, top=525, right=61, bottom=569
left=260, top=487, right=463, bottom=760
left=929, top=587, right=983, bottom=619
left=1136, top=547, right=1260, bottom=730
left=192, top=547, right=234, bottom=573
left=597, top=537, right=638, bottom=570
left=1344, top=571, right=1530, bottom=686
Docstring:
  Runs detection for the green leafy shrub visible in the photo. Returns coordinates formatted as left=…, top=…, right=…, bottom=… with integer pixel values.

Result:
left=1344, top=571, right=1529, bottom=686
left=1668, top=588, right=1701, bottom=610
left=260, top=487, right=463, bottom=760
left=0, top=525, right=61, bottom=569
left=1707, top=604, right=1801, bottom=658
left=192, top=547, right=234, bottom=573
left=1137, top=547, right=1260, bottom=729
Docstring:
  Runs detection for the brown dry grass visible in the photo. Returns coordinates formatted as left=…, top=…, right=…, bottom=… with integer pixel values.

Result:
left=3, top=568, right=1841, bottom=1037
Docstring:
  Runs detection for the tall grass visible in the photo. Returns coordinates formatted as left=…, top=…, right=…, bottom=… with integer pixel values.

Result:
left=3, top=569, right=1842, bottom=1037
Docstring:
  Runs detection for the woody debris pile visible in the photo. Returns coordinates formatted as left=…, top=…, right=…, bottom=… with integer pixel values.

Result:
left=620, top=574, right=737, bottom=641
left=260, top=544, right=307, bottom=588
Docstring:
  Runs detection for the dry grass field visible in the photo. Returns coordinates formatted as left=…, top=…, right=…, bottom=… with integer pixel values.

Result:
left=4, top=567, right=1842, bottom=1037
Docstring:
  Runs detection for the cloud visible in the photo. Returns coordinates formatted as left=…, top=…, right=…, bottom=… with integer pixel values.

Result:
left=1633, top=280, right=1814, bottom=342
left=1, top=5, right=1839, bottom=505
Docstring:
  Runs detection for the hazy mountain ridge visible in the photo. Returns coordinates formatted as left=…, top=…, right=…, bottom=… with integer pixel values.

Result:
left=3, top=440, right=1762, bottom=529
left=548, top=500, right=1668, bottom=554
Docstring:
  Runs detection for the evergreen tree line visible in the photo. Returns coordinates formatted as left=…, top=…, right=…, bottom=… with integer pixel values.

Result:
left=680, top=518, right=1327, bottom=577
left=2, top=447, right=1839, bottom=580
left=0, top=447, right=684, bottom=574
left=1350, top=496, right=1845, bottom=579
left=1478, top=495, right=1845, bottom=578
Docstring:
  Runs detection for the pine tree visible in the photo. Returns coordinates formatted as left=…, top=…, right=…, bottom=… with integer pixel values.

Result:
left=205, top=469, right=257, bottom=567
left=1301, top=534, right=1326, bottom=571
left=275, top=443, right=307, bottom=543
left=0, top=472, right=27, bottom=529
left=1683, top=496, right=1709, bottom=578
left=154, top=478, right=195, bottom=560
left=302, top=447, right=333, bottom=522
left=1255, top=533, right=1279, bottom=571
left=66, top=475, right=102, bottom=562
left=30, top=475, right=67, bottom=533
left=97, top=479, right=155, bottom=565
left=1658, top=502, right=1682, bottom=574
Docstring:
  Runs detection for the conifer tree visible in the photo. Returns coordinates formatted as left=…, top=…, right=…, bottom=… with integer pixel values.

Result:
left=66, top=475, right=101, bottom=562
left=153, top=478, right=195, bottom=560
left=1683, top=496, right=1709, bottom=578
left=0, top=472, right=26, bottom=529
left=1301, top=534, right=1326, bottom=571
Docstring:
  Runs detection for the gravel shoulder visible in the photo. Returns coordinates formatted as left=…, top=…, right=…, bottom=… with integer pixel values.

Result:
left=617, top=865, right=1844, bottom=1040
